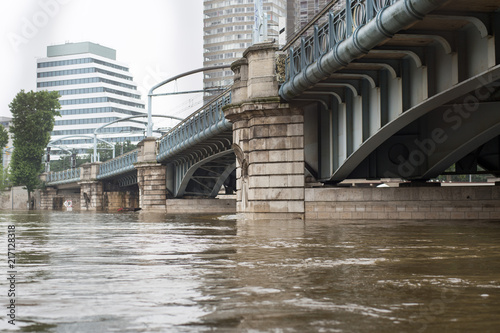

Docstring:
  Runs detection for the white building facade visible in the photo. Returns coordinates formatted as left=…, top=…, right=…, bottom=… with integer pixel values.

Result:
left=36, top=42, right=146, bottom=158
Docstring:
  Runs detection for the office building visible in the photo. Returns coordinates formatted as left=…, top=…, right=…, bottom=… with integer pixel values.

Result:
left=36, top=42, right=146, bottom=158
left=203, top=0, right=287, bottom=102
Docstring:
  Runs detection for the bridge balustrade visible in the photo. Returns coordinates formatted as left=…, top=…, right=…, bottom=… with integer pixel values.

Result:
left=157, top=90, right=232, bottom=162
left=284, top=0, right=398, bottom=85
left=46, top=168, right=81, bottom=185
left=96, top=149, right=139, bottom=179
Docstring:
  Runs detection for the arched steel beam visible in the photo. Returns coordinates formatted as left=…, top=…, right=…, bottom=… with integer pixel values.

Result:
left=393, top=33, right=453, bottom=54
left=329, top=73, right=377, bottom=89
left=427, top=14, right=490, bottom=38
left=315, top=82, right=360, bottom=97
left=368, top=49, right=423, bottom=68
left=328, top=64, right=500, bottom=182
left=420, top=102, right=500, bottom=179
left=295, top=98, right=330, bottom=110
left=175, top=149, right=235, bottom=197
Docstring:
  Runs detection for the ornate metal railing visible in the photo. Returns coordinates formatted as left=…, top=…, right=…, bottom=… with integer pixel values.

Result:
left=284, top=0, right=399, bottom=84
left=157, top=90, right=232, bottom=162
left=46, top=168, right=81, bottom=185
left=97, top=149, right=139, bottom=179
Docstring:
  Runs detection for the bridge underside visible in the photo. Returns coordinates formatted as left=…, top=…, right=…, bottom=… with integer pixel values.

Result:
left=296, top=0, right=500, bottom=182
left=101, top=171, right=139, bottom=189
left=162, top=130, right=236, bottom=198
left=342, top=68, right=500, bottom=181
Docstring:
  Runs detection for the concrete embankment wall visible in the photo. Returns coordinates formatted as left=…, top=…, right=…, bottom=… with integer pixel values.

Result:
left=166, top=198, right=236, bottom=214
left=0, top=187, right=31, bottom=210
left=305, top=186, right=500, bottom=220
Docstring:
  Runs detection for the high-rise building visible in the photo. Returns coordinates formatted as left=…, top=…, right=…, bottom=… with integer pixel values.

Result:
left=203, top=0, right=287, bottom=102
left=286, top=0, right=331, bottom=40
left=36, top=42, right=146, bottom=158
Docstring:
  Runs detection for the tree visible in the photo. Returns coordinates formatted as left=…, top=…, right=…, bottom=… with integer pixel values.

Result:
left=9, top=90, right=61, bottom=208
left=115, top=140, right=137, bottom=156
left=0, top=124, right=8, bottom=164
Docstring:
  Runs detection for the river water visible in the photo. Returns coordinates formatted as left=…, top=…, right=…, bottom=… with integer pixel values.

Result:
left=0, top=211, right=499, bottom=332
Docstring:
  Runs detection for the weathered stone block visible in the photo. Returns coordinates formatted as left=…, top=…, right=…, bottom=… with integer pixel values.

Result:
left=249, top=151, right=269, bottom=163
left=248, top=176, right=270, bottom=188
left=269, top=124, right=288, bottom=137
left=287, top=123, right=304, bottom=136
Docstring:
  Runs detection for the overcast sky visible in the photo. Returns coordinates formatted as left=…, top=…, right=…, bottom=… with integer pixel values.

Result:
left=0, top=0, right=204, bottom=127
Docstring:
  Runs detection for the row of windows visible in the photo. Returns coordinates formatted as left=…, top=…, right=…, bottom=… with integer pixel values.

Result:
left=38, top=67, right=133, bottom=81
left=58, top=87, right=141, bottom=100
left=37, top=77, right=137, bottom=90
left=52, top=126, right=144, bottom=136
left=205, top=53, right=239, bottom=61
left=60, top=107, right=145, bottom=116
left=60, top=97, right=145, bottom=109
left=204, top=70, right=234, bottom=79
left=204, top=0, right=255, bottom=10
left=205, top=43, right=250, bottom=53
left=204, top=79, right=233, bottom=88
left=55, top=117, right=119, bottom=126
left=206, top=16, right=254, bottom=27
left=205, top=34, right=252, bottom=44
left=38, top=57, right=129, bottom=72
left=205, top=6, right=253, bottom=18
left=205, top=24, right=253, bottom=35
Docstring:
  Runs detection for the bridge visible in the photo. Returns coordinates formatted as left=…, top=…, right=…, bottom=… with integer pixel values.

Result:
left=41, top=0, right=500, bottom=220
left=42, top=90, right=235, bottom=211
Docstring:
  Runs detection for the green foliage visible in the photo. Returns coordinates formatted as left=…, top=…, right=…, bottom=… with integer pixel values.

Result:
left=0, top=165, right=11, bottom=191
left=8, top=90, right=61, bottom=200
left=0, top=125, right=8, bottom=163
left=115, top=140, right=137, bottom=156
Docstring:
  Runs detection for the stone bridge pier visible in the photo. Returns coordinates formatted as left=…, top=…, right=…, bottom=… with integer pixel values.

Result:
left=135, top=137, right=167, bottom=211
left=224, top=42, right=305, bottom=220
left=79, top=162, right=103, bottom=211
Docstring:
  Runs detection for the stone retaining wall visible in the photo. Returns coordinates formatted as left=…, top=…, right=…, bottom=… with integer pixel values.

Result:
left=104, top=191, right=139, bottom=211
left=39, top=188, right=81, bottom=211
left=166, top=198, right=236, bottom=214
left=305, top=186, right=500, bottom=220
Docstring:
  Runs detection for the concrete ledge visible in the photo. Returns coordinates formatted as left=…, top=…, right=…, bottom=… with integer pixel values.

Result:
left=166, top=199, right=236, bottom=214
left=305, top=186, right=500, bottom=220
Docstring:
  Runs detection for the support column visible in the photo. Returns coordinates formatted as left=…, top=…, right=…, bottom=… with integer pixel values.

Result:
left=224, top=42, right=305, bottom=220
left=135, top=137, right=166, bottom=211
left=79, top=162, right=103, bottom=211
left=39, top=187, right=57, bottom=210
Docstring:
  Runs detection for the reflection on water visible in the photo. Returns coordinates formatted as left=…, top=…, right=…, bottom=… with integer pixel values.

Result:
left=0, top=211, right=499, bottom=332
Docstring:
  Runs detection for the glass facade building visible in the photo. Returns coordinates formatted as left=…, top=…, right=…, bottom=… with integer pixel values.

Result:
left=203, top=0, right=287, bottom=102
left=36, top=42, right=146, bottom=157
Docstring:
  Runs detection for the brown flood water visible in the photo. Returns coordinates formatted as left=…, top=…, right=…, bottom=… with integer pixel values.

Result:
left=0, top=211, right=499, bottom=332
